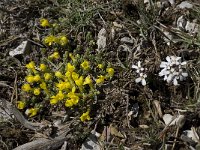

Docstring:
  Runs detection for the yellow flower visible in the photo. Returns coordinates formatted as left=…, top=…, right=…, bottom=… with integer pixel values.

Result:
left=55, top=71, right=63, bottom=78
left=44, top=73, right=52, bottom=81
left=83, top=75, right=92, bottom=85
left=67, top=63, right=75, bottom=72
left=50, top=95, right=59, bottom=105
left=39, top=64, right=47, bottom=71
left=97, top=64, right=104, bottom=69
left=33, top=88, right=40, bottom=95
left=40, top=82, right=47, bottom=90
left=81, top=60, right=90, bottom=70
left=40, top=18, right=50, bottom=27
left=106, top=67, right=114, bottom=77
left=49, top=52, right=60, bottom=59
left=65, top=99, right=74, bottom=107
left=72, top=72, right=79, bottom=80
left=56, top=81, right=71, bottom=91
left=96, top=75, right=105, bottom=84
left=22, top=83, right=31, bottom=92
left=80, top=110, right=91, bottom=122
left=75, top=76, right=84, bottom=87
left=25, top=108, right=38, bottom=117
left=26, top=75, right=35, bottom=83
left=17, top=101, right=25, bottom=109
left=56, top=91, right=65, bottom=100
left=44, top=35, right=57, bottom=46
left=58, top=36, right=68, bottom=46
left=33, top=74, right=41, bottom=82
left=65, top=71, right=71, bottom=78
left=26, top=61, right=35, bottom=70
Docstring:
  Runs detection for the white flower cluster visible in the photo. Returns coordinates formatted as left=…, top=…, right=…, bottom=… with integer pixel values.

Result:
left=159, top=56, right=188, bottom=85
left=132, top=61, right=147, bottom=86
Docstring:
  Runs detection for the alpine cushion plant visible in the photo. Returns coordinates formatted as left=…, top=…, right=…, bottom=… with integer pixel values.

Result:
left=17, top=18, right=115, bottom=122
left=159, top=56, right=188, bottom=85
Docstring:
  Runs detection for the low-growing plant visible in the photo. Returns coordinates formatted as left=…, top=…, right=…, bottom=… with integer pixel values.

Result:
left=17, top=19, right=114, bottom=122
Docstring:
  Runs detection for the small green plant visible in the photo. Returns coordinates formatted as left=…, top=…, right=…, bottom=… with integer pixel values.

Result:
left=17, top=19, right=114, bottom=122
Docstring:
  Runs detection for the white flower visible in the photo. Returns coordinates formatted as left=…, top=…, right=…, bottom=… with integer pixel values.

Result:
left=159, top=56, right=188, bottom=85
left=135, top=73, right=147, bottom=86
left=132, top=61, right=147, bottom=86
left=132, top=61, right=145, bottom=73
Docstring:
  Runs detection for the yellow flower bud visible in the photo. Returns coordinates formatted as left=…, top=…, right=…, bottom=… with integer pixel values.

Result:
left=44, top=35, right=57, bottom=46
left=55, top=71, right=63, bottom=78
left=106, top=67, right=114, bottom=77
left=75, top=76, right=84, bottom=87
left=96, top=75, right=105, bottom=84
left=26, top=75, right=35, bottom=83
left=72, top=72, right=79, bottom=80
left=67, top=63, right=75, bottom=72
left=33, top=88, right=40, bottom=95
left=40, top=82, right=47, bottom=90
left=80, top=110, right=91, bottom=122
left=59, top=36, right=68, bottom=46
left=83, top=75, right=92, bottom=85
left=50, top=96, right=59, bottom=105
left=33, top=74, right=41, bottom=82
left=26, top=61, right=35, bottom=70
left=17, top=101, right=26, bottom=109
left=44, top=73, right=52, bottom=81
left=49, top=52, right=60, bottom=59
left=97, top=64, right=104, bottom=69
left=22, top=83, right=31, bottom=92
left=39, top=63, right=47, bottom=71
left=81, top=60, right=90, bottom=70
left=40, top=18, right=50, bottom=27
left=25, top=108, right=38, bottom=117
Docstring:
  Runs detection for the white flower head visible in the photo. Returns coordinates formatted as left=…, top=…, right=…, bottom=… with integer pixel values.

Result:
left=159, top=56, right=188, bottom=85
left=135, top=73, right=147, bottom=86
left=132, top=61, right=147, bottom=86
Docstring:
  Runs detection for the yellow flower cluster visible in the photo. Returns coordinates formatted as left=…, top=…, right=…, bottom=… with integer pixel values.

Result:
left=44, top=35, right=68, bottom=46
left=19, top=21, right=115, bottom=122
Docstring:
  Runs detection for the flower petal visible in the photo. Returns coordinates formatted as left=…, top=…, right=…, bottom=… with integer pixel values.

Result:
left=160, top=62, right=168, bottom=68
left=173, top=78, right=179, bottom=85
left=132, top=64, right=138, bottom=69
left=138, top=61, right=141, bottom=67
left=142, top=79, right=146, bottom=86
left=135, top=77, right=142, bottom=83
left=182, top=72, right=188, bottom=77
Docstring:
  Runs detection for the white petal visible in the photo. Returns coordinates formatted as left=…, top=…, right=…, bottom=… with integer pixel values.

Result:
left=182, top=72, right=188, bottom=77
left=143, top=74, right=147, bottom=78
left=132, top=64, right=138, bottom=69
left=181, top=61, right=187, bottom=65
left=138, top=61, right=141, bottom=67
left=173, top=78, right=179, bottom=85
left=166, top=56, right=171, bottom=62
left=135, top=77, right=142, bottom=83
left=160, top=62, right=168, bottom=68
left=139, top=73, right=144, bottom=77
left=164, top=75, right=168, bottom=81
left=176, top=57, right=181, bottom=61
left=167, top=74, right=173, bottom=83
left=136, top=69, right=140, bottom=73
left=142, top=79, right=146, bottom=86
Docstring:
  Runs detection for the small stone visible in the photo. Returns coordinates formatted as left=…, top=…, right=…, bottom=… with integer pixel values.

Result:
left=177, top=1, right=193, bottom=9
left=9, top=41, right=30, bottom=57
